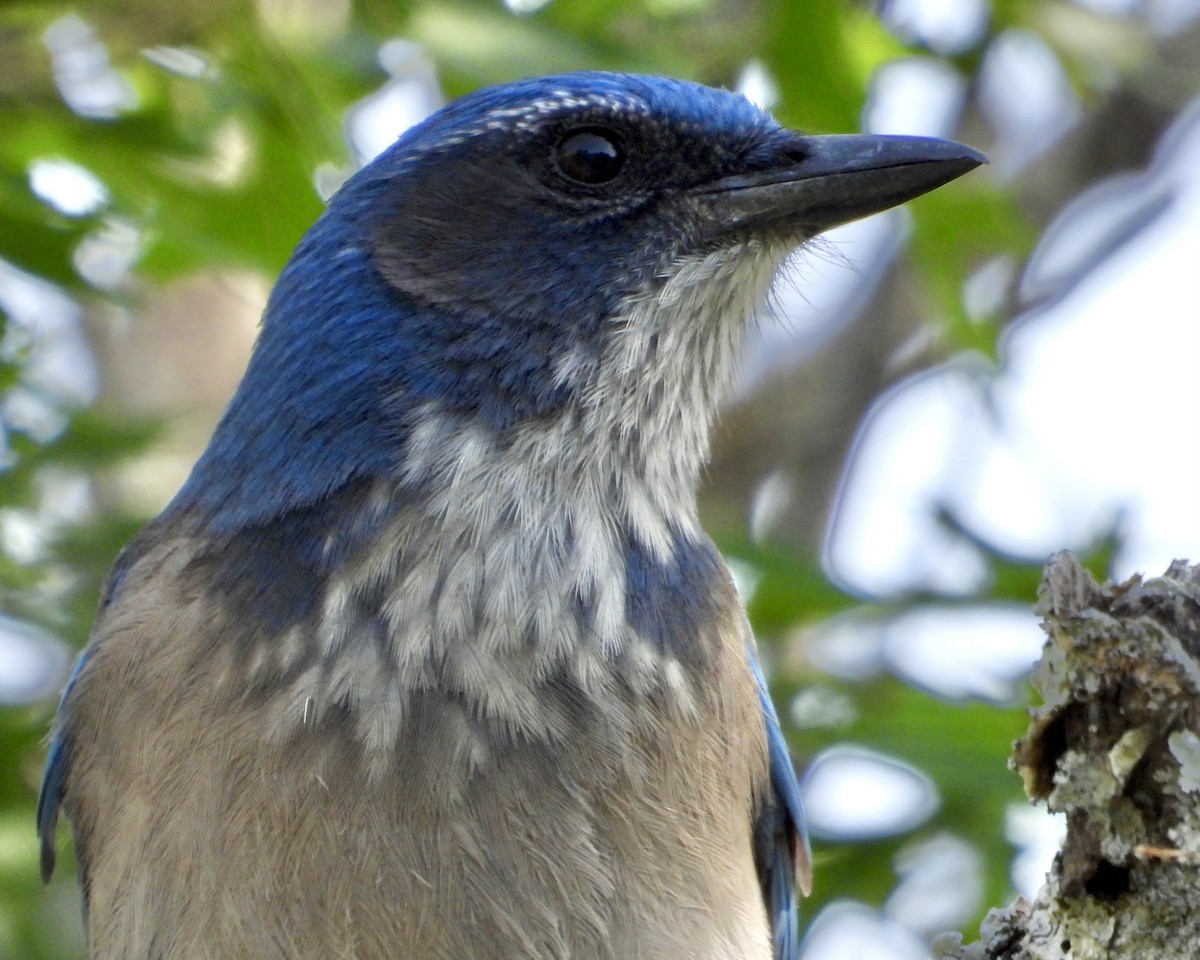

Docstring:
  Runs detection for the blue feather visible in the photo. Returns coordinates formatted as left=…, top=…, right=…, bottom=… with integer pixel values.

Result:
left=748, top=642, right=811, bottom=960
left=37, top=649, right=91, bottom=882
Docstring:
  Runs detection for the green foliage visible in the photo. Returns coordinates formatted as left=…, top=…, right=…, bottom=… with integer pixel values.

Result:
left=909, top=183, right=1037, bottom=358
left=797, top=677, right=1029, bottom=913
left=722, top=528, right=1043, bottom=920
left=0, top=0, right=1155, bottom=956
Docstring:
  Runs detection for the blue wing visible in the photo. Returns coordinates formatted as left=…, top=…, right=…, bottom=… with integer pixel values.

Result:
left=37, top=649, right=91, bottom=883
left=748, top=641, right=811, bottom=960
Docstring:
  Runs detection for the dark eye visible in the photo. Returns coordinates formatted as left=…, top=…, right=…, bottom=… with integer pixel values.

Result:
left=554, top=129, right=625, bottom=185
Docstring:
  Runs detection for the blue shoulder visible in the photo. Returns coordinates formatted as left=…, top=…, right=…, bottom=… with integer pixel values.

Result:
left=747, top=642, right=811, bottom=960
left=37, top=649, right=91, bottom=883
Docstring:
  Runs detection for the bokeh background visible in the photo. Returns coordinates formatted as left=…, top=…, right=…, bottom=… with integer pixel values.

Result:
left=2, top=0, right=1198, bottom=957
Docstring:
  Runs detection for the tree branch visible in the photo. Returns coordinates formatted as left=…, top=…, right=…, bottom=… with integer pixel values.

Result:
left=938, top=552, right=1200, bottom=959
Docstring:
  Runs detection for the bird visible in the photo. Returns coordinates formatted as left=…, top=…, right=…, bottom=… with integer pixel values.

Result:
left=37, top=71, right=983, bottom=960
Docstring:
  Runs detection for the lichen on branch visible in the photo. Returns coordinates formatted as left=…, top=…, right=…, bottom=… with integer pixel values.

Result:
left=938, top=553, right=1200, bottom=960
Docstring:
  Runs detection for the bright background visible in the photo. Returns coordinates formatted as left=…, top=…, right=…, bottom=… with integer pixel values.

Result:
left=1, top=1, right=1197, bottom=957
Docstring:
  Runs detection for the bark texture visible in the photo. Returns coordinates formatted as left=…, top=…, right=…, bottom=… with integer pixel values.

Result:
left=938, top=553, right=1200, bottom=959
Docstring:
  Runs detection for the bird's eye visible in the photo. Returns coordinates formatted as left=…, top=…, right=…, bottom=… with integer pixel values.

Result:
left=554, top=129, right=625, bottom=185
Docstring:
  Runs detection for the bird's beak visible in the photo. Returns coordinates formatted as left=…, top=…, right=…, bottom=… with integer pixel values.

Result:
left=696, top=134, right=986, bottom=240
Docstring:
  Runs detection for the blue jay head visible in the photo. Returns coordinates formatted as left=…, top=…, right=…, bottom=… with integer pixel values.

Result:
left=360, top=72, right=978, bottom=334
left=177, top=72, right=981, bottom=530
left=363, top=74, right=788, bottom=324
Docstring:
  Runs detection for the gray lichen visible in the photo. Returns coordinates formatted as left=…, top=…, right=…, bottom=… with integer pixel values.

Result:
left=940, top=553, right=1200, bottom=959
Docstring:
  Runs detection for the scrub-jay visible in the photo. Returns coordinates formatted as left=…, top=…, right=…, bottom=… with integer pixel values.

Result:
left=39, top=71, right=982, bottom=959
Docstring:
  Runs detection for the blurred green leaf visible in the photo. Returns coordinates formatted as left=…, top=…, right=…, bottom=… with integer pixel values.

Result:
left=780, top=674, right=1029, bottom=924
